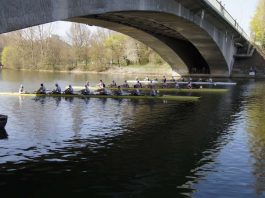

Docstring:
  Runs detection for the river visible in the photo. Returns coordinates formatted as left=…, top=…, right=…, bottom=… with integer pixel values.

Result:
left=0, top=70, right=264, bottom=197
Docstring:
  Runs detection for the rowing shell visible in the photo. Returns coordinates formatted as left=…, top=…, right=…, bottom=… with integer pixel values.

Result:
left=0, top=92, right=200, bottom=101
left=126, top=80, right=236, bottom=86
left=72, top=86, right=228, bottom=93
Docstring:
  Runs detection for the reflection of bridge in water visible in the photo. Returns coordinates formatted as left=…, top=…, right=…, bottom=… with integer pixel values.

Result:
left=1, top=0, right=265, bottom=77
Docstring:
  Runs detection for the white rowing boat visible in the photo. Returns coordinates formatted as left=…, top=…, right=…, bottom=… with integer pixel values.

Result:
left=127, top=81, right=236, bottom=86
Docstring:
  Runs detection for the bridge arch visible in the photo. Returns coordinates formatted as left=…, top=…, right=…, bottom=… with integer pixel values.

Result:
left=0, top=0, right=236, bottom=75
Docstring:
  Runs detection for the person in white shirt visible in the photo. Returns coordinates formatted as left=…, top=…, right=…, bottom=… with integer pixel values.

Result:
left=19, top=84, right=25, bottom=94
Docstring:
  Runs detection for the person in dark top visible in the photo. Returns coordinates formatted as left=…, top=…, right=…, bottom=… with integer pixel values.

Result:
left=81, top=84, right=90, bottom=95
left=36, top=83, right=46, bottom=94
left=64, top=85, right=74, bottom=94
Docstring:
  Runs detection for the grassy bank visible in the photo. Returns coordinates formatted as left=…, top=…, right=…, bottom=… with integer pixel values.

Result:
left=2, top=63, right=176, bottom=76
left=103, top=63, right=174, bottom=75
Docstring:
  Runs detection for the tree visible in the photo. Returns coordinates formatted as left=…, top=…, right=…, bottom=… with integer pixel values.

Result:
left=251, top=0, right=265, bottom=49
left=105, top=33, right=126, bottom=66
left=68, top=23, right=91, bottom=68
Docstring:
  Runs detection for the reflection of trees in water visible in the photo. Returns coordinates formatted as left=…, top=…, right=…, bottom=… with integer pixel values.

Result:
left=247, top=91, right=265, bottom=195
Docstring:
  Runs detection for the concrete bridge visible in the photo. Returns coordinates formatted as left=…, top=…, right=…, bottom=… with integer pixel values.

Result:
left=0, top=0, right=264, bottom=77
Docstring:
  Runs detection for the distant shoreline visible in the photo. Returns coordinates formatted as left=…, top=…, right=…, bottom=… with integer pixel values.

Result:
left=1, top=64, right=178, bottom=77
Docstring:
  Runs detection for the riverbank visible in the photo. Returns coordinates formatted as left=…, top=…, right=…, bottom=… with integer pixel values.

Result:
left=1, top=63, right=178, bottom=77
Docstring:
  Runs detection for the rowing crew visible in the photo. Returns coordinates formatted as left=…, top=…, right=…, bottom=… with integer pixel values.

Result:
left=19, top=82, right=158, bottom=96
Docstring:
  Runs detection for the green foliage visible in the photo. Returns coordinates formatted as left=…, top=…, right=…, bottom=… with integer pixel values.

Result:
left=1, top=23, right=166, bottom=72
left=251, top=0, right=265, bottom=49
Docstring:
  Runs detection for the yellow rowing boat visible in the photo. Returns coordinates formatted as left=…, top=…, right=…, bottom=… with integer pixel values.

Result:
left=0, top=92, right=200, bottom=101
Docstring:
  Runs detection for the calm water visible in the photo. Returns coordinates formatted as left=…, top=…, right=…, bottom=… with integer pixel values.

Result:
left=0, top=70, right=265, bottom=197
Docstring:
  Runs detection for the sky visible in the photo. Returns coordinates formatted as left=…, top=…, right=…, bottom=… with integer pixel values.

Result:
left=52, top=0, right=259, bottom=38
left=220, top=0, right=259, bottom=34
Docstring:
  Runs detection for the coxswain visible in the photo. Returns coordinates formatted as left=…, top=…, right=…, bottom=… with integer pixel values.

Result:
left=19, top=84, right=26, bottom=94
left=64, top=85, right=74, bottom=94
left=36, top=83, right=46, bottom=94
left=81, top=84, right=90, bottom=95
left=52, top=83, right=61, bottom=94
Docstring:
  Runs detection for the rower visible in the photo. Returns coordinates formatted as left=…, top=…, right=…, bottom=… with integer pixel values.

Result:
left=98, top=80, right=105, bottom=89
left=162, top=76, right=167, bottom=83
left=81, top=84, right=90, bottom=95
left=114, top=86, right=123, bottom=96
left=150, top=87, right=157, bottom=96
left=19, top=84, right=26, bottom=94
left=86, top=81, right=90, bottom=87
left=64, top=85, right=74, bottom=94
left=132, top=85, right=141, bottom=96
left=144, top=76, right=150, bottom=81
left=187, top=81, right=192, bottom=89
left=175, top=82, right=180, bottom=89
left=135, top=88, right=141, bottom=96
left=148, top=80, right=154, bottom=88
left=110, top=80, right=117, bottom=88
left=122, top=80, right=129, bottom=88
left=52, top=83, right=61, bottom=94
left=36, top=83, right=46, bottom=94
left=135, top=80, right=142, bottom=88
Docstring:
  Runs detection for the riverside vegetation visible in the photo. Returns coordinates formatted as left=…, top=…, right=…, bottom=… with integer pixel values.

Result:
left=0, top=23, right=172, bottom=74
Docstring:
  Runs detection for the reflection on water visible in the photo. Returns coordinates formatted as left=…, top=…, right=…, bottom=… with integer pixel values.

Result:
left=0, top=128, right=8, bottom=139
left=246, top=82, right=265, bottom=196
left=0, top=70, right=265, bottom=197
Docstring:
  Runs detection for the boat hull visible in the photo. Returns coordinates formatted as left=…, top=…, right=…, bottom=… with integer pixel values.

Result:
left=0, top=92, right=200, bottom=101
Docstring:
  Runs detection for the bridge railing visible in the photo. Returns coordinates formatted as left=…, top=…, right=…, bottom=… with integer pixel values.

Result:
left=203, top=0, right=250, bottom=41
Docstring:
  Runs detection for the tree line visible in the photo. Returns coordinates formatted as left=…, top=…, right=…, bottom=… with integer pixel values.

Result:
left=0, top=23, right=164, bottom=71
left=251, top=0, right=265, bottom=50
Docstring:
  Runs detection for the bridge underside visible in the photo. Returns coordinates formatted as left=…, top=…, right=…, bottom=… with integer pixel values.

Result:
left=69, top=11, right=230, bottom=75
left=70, top=16, right=211, bottom=75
